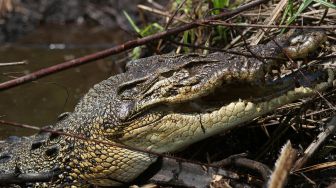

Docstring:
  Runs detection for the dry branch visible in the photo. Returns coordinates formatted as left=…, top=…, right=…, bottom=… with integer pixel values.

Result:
left=0, top=0, right=269, bottom=91
left=0, top=60, right=28, bottom=67
left=292, top=116, right=336, bottom=171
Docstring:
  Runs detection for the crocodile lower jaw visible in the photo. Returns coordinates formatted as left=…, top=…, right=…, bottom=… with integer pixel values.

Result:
left=125, top=69, right=335, bottom=153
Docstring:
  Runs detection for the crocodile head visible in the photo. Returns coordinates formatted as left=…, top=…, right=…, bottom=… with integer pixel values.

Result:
left=112, top=30, right=331, bottom=152
left=0, top=30, right=334, bottom=187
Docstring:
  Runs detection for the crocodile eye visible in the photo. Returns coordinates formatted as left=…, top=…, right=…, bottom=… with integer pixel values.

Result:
left=57, top=112, right=70, bottom=121
left=49, top=131, right=60, bottom=140
left=160, top=69, right=175, bottom=78
left=117, top=78, right=147, bottom=99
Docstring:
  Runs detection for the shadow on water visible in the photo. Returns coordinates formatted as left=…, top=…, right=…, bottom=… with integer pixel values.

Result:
left=0, top=25, right=130, bottom=139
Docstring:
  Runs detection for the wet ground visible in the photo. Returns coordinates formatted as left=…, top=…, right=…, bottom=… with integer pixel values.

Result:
left=0, top=25, right=130, bottom=139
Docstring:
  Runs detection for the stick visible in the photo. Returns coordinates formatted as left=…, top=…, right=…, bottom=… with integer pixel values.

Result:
left=0, top=0, right=269, bottom=91
left=292, top=116, right=336, bottom=170
left=0, top=60, right=28, bottom=67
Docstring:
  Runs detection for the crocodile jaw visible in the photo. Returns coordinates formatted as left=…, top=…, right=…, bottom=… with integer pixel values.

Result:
left=122, top=69, right=335, bottom=153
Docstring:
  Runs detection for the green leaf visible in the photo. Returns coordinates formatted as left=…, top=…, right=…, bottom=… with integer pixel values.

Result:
left=131, top=47, right=142, bottom=60
left=140, top=23, right=164, bottom=37
left=286, top=0, right=313, bottom=25
left=183, top=31, right=190, bottom=52
left=313, top=0, right=336, bottom=9
left=280, top=0, right=293, bottom=25
left=123, top=11, right=140, bottom=34
left=212, top=0, right=229, bottom=14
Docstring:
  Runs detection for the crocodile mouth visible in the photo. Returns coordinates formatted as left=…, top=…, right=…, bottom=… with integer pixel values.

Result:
left=122, top=63, right=334, bottom=153
left=161, top=65, right=331, bottom=114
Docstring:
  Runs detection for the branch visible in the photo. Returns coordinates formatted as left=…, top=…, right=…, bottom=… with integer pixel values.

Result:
left=292, top=116, right=336, bottom=171
left=146, top=157, right=271, bottom=187
left=207, top=21, right=336, bottom=29
left=0, top=171, right=58, bottom=185
left=0, top=60, right=28, bottom=67
left=0, top=0, right=269, bottom=91
left=0, top=119, right=225, bottom=169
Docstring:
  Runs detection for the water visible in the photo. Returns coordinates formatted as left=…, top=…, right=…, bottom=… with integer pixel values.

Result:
left=0, top=25, right=129, bottom=139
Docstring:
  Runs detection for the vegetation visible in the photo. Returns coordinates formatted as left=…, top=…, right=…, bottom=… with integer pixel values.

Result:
left=0, top=0, right=335, bottom=187
left=122, top=0, right=336, bottom=187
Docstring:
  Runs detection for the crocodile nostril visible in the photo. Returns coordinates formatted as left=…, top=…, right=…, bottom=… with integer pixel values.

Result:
left=31, top=140, right=44, bottom=150
left=49, top=130, right=61, bottom=140
left=45, top=146, right=59, bottom=157
left=0, top=153, right=11, bottom=163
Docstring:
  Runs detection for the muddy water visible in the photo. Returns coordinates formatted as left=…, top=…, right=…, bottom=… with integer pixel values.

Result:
left=0, top=25, right=129, bottom=139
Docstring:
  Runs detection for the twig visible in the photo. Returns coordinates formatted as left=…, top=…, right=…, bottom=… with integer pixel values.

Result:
left=156, top=0, right=187, bottom=51
left=169, top=39, right=286, bottom=61
left=251, top=0, right=288, bottom=45
left=224, top=27, right=252, bottom=49
left=260, top=27, right=336, bottom=111
left=164, top=0, right=186, bottom=28
left=0, top=171, right=58, bottom=185
left=299, top=173, right=316, bottom=185
left=146, top=157, right=239, bottom=188
left=231, top=158, right=272, bottom=181
left=0, top=119, right=273, bottom=186
left=255, top=117, right=292, bottom=160
left=207, top=21, right=336, bottom=29
left=169, top=39, right=336, bottom=62
left=0, top=119, right=233, bottom=169
left=209, top=155, right=271, bottom=182
left=213, top=156, right=272, bottom=181
left=137, top=4, right=188, bottom=23
left=292, top=116, right=336, bottom=171
left=0, top=60, right=28, bottom=67
left=317, top=8, right=328, bottom=26
left=0, top=0, right=270, bottom=91
left=293, top=161, right=336, bottom=173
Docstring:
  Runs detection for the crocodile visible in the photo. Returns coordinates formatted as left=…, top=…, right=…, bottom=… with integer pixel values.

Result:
left=0, top=30, right=335, bottom=187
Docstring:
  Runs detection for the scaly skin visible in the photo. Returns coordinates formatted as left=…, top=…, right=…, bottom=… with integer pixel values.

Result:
left=0, top=30, right=334, bottom=187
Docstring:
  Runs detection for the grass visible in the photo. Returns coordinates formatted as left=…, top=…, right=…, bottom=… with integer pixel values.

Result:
left=123, top=11, right=164, bottom=59
left=286, top=0, right=336, bottom=25
left=124, top=0, right=335, bottom=56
